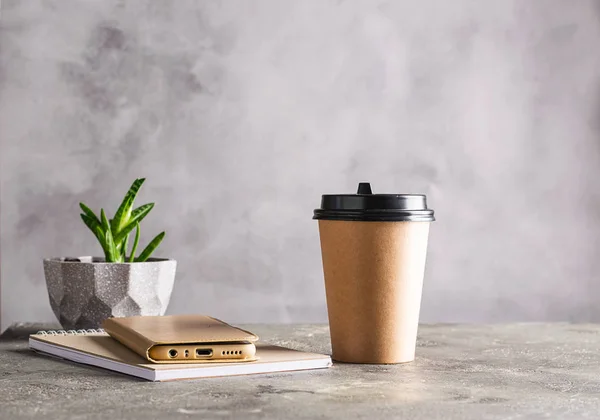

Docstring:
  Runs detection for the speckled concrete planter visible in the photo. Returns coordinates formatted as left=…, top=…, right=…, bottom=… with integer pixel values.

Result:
left=43, top=257, right=176, bottom=330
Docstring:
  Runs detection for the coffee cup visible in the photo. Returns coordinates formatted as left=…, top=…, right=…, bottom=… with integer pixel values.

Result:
left=314, top=182, right=435, bottom=364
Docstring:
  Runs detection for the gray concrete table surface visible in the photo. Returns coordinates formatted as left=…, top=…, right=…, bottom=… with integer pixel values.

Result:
left=1, top=323, right=599, bottom=420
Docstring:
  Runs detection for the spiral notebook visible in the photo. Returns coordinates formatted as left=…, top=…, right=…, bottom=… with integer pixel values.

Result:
left=29, top=329, right=332, bottom=382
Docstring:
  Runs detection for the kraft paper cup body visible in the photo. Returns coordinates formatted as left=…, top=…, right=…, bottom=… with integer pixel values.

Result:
left=318, top=219, right=430, bottom=364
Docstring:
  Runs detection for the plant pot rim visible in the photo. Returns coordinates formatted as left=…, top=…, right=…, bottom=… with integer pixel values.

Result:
left=43, top=256, right=176, bottom=265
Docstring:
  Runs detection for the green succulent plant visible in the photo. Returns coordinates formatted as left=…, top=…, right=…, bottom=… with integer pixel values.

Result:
left=79, top=178, right=165, bottom=263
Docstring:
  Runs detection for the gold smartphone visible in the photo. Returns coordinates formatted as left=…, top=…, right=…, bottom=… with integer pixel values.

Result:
left=103, top=315, right=260, bottom=363
left=148, top=341, right=256, bottom=362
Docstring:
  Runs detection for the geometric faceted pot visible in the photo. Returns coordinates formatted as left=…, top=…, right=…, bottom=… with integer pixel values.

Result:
left=43, top=257, right=176, bottom=330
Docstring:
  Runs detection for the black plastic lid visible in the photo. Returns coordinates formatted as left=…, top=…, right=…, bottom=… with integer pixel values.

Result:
left=313, top=182, right=435, bottom=222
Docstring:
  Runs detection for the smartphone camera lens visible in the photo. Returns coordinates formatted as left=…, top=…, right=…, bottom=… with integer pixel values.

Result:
left=168, top=349, right=178, bottom=358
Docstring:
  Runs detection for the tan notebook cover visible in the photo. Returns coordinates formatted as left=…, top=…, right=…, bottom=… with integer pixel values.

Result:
left=29, top=331, right=332, bottom=382
left=103, top=315, right=259, bottom=363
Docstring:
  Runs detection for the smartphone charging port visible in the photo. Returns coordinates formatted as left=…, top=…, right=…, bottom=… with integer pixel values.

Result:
left=195, top=348, right=213, bottom=357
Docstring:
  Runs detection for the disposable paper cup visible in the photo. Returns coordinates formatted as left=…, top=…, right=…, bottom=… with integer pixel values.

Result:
left=314, top=183, right=435, bottom=364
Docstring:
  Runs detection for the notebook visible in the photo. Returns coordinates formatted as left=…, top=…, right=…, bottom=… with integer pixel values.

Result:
left=29, top=329, right=332, bottom=382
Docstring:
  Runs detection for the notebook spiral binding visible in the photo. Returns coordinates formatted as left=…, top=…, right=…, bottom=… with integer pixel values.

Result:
left=35, top=329, right=105, bottom=336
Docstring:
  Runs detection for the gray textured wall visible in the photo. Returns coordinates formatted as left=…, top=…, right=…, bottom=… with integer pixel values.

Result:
left=2, top=0, right=600, bottom=330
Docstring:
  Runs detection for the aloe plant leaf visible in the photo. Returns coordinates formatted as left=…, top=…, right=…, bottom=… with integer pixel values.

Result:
left=112, top=178, right=145, bottom=233
left=113, top=203, right=154, bottom=244
left=80, top=213, right=101, bottom=235
left=79, top=203, right=101, bottom=225
left=80, top=214, right=106, bottom=243
left=81, top=213, right=110, bottom=252
left=122, top=233, right=129, bottom=260
left=131, top=202, right=154, bottom=219
left=100, top=209, right=119, bottom=262
left=111, top=195, right=133, bottom=233
left=104, top=228, right=119, bottom=262
left=81, top=214, right=102, bottom=238
left=104, top=228, right=123, bottom=262
left=100, top=208, right=110, bottom=232
left=135, top=231, right=165, bottom=262
left=129, top=223, right=140, bottom=263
